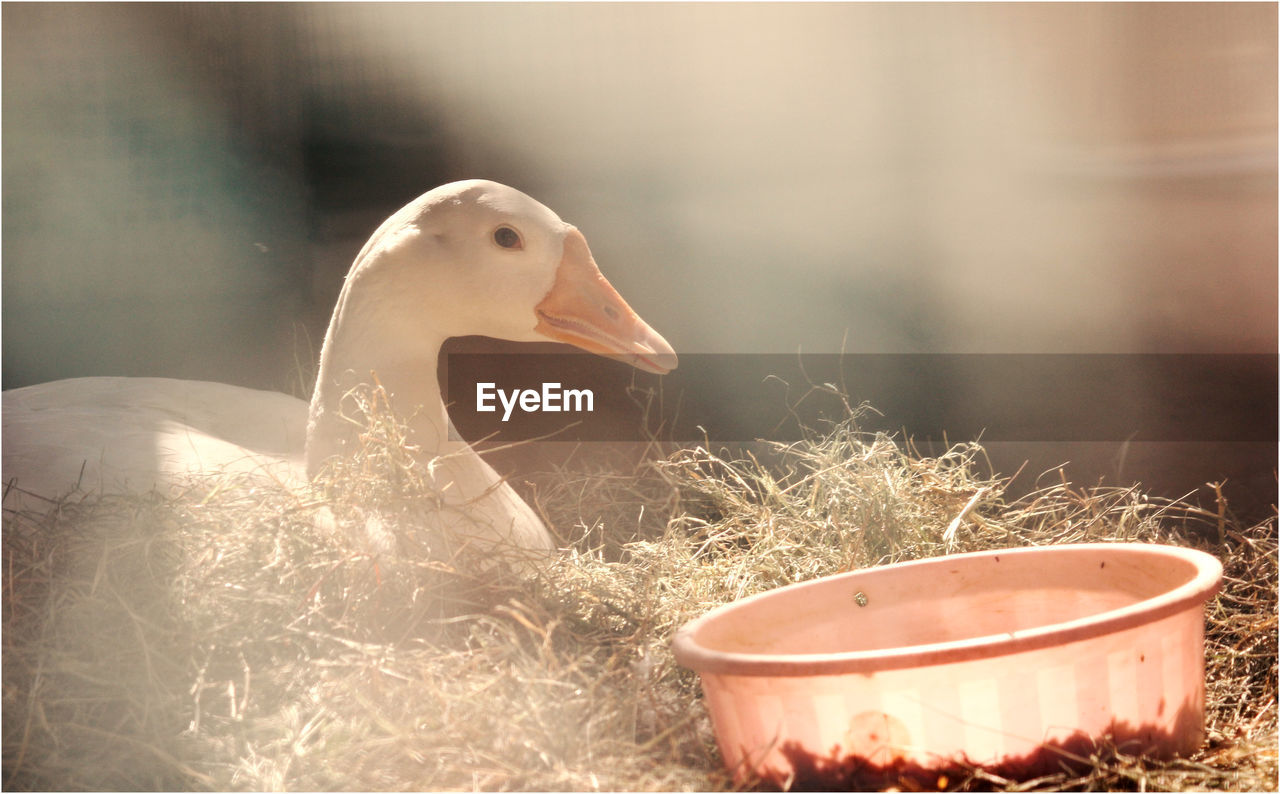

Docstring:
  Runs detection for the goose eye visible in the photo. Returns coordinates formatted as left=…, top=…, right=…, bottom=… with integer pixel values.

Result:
left=493, top=226, right=523, bottom=250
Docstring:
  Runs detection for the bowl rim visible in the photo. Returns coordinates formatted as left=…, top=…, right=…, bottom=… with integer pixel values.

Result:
left=671, top=543, right=1223, bottom=677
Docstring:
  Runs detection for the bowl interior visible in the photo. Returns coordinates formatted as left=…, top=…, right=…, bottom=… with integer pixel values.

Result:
left=690, top=545, right=1209, bottom=658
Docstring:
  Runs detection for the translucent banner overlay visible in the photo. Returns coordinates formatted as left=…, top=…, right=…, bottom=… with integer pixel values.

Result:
left=444, top=353, right=1277, bottom=443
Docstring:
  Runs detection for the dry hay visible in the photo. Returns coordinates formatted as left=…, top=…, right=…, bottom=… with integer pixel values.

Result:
left=3, top=393, right=1275, bottom=791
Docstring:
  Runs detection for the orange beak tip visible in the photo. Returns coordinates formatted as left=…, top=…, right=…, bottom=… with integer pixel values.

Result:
left=639, top=352, right=678, bottom=375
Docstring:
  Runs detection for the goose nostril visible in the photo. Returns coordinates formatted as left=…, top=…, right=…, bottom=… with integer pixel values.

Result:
left=603, top=305, right=620, bottom=321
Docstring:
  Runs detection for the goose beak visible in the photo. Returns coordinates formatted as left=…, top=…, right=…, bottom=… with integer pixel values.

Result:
left=534, top=228, right=678, bottom=374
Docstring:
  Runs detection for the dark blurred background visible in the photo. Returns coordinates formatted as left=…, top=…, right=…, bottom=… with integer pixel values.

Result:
left=3, top=4, right=1275, bottom=520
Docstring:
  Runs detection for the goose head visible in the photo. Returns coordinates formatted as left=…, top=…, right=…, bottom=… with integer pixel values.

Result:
left=307, top=180, right=677, bottom=473
left=339, top=179, right=676, bottom=373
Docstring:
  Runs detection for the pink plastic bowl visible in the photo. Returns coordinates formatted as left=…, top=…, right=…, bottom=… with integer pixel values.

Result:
left=672, top=543, right=1223, bottom=788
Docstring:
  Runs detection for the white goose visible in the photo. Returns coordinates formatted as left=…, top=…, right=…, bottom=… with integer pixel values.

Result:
left=2, top=180, right=677, bottom=555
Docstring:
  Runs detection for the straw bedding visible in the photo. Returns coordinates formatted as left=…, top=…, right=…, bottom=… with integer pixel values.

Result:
left=3, top=394, right=1275, bottom=791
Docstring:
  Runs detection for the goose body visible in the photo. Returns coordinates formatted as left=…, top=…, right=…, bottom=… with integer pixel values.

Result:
left=2, top=180, right=677, bottom=555
left=3, top=377, right=307, bottom=496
